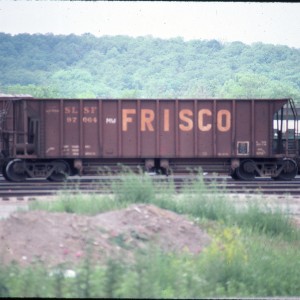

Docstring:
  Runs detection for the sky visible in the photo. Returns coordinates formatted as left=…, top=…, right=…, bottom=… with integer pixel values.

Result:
left=0, top=1, right=300, bottom=49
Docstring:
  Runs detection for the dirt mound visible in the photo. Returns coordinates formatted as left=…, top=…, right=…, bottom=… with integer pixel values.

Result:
left=0, top=204, right=211, bottom=267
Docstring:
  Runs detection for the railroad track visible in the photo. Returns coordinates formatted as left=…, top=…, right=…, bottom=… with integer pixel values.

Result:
left=1, top=174, right=300, bottom=200
left=1, top=174, right=300, bottom=220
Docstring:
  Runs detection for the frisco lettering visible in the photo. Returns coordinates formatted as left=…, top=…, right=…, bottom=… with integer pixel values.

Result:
left=64, top=106, right=97, bottom=114
left=122, top=108, right=231, bottom=132
left=64, top=106, right=98, bottom=124
left=64, top=106, right=231, bottom=132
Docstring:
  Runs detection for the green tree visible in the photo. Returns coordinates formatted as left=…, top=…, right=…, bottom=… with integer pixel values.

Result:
left=219, top=73, right=300, bottom=101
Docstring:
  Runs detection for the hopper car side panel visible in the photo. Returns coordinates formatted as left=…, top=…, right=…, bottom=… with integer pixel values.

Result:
left=42, top=98, right=287, bottom=159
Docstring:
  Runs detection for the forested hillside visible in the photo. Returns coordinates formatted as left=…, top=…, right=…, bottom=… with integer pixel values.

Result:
left=0, top=33, right=299, bottom=102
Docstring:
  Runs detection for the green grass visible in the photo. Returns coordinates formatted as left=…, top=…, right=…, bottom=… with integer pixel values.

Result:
left=233, top=200, right=297, bottom=240
left=1, top=231, right=300, bottom=298
left=4, top=170, right=299, bottom=298
left=29, top=191, right=127, bottom=215
left=113, top=169, right=156, bottom=204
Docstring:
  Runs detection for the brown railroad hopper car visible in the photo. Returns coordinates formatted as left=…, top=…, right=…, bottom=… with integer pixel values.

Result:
left=0, top=97, right=299, bottom=181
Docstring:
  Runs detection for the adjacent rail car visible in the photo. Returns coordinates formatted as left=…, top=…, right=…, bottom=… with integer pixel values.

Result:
left=0, top=97, right=299, bottom=181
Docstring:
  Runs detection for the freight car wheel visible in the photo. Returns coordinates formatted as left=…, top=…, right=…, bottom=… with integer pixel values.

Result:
left=235, top=159, right=256, bottom=181
left=5, top=159, right=27, bottom=182
left=47, top=161, right=71, bottom=182
left=2, top=163, right=10, bottom=181
left=273, top=158, right=298, bottom=181
left=231, top=170, right=239, bottom=180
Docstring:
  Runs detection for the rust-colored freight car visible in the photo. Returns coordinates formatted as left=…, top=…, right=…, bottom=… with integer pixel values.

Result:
left=0, top=97, right=298, bottom=181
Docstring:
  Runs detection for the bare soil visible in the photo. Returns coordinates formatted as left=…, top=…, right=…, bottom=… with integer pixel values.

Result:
left=0, top=204, right=211, bottom=267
